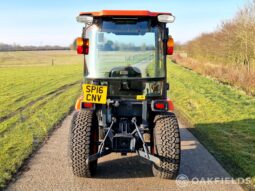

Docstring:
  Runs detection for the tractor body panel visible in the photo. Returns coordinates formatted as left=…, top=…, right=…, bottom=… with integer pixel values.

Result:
left=70, top=10, right=180, bottom=179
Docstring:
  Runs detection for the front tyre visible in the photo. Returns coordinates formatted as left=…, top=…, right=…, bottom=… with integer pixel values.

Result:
left=152, top=113, right=181, bottom=179
left=70, top=110, right=98, bottom=177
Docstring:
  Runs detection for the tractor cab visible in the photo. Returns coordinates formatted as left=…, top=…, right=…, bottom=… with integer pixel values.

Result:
left=76, top=10, right=175, bottom=99
left=70, top=10, right=180, bottom=179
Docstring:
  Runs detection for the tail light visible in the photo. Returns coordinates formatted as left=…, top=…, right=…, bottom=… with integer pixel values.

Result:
left=82, top=102, right=94, bottom=109
left=151, top=100, right=175, bottom=112
left=155, top=102, right=167, bottom=110
left=167, top=37, right=174, bottom=55
left=151, top=100, right=168, bottom=111
left=76, top=37, right=89, bottom=55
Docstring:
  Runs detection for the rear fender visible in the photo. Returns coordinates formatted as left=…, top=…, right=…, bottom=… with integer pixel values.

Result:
left=75, top=96, right=83, bottom=111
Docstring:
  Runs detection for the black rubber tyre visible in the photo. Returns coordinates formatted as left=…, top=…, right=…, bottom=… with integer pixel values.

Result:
left=152, top=113, right=181, bottom=179
left=70, top=110, right=98, bottom=177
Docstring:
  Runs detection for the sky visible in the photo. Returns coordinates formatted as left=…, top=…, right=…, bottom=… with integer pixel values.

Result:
left=0, top=0, right=246, bottom=46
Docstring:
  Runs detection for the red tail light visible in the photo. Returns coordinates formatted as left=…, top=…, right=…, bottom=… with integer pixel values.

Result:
left=151, top=100, right=175, bottom=112
left=77, top=46, right=84, bottom=54
left=76, top=37, right=89, bottom=55
left=82, top=102, right=94, bottom=109
left=167, top=37, right=174, bottom=55
left=167, top=47, right=174, bottom=55
left=152, top=100, right=167, bottom=111
left=155, top=103, right=166, bottom=110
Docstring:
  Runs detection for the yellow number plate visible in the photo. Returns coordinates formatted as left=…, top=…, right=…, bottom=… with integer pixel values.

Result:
left=82, top=84, right=108, bottom=104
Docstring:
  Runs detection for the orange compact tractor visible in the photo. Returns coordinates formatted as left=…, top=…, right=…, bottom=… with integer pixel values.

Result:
left=70, top=10, right=180, bottom=179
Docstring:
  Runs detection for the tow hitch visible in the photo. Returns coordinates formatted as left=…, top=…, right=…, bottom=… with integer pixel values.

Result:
left=86, top=117, right=161, bottom=166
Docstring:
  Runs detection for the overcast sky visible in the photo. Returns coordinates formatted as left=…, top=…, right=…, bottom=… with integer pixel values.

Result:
left=0, top=0, right=246, bottom=46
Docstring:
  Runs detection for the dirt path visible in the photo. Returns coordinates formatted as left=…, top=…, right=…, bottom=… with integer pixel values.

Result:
left=7, top=112, right=244, bottom=191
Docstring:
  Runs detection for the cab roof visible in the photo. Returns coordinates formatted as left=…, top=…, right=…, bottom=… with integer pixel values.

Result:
left=79, top=10, right=172, bottom=17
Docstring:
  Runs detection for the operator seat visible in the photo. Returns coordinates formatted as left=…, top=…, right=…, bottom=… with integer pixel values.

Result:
left=109, top=66, right=145, bottom=95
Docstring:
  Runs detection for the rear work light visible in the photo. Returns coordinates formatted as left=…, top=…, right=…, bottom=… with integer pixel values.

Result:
left=76, top=37, right=89, bottom=55
left=158, top=15, right=175, bottom=23
left=76, top=15, right=93, bottom=24
left=167, top=37, right=174, bottom=55
left=151, top=100, right=175, bottom=112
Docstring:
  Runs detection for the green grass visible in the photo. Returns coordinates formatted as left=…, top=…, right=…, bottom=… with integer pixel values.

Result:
left=0, top=65, right=81, bottom=118
left=1, top=50, right=255, bottom=188
left=168, top=62, right=255, bottom=185
left=0, top=50, right=155, bottom=188
left=0, top=51, right=82, bottom=188
left=0, top=51, right=80, bottom=67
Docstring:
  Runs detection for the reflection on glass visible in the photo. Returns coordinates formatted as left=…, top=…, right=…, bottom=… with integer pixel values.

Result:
left=85, top=20, right=165, bottom=79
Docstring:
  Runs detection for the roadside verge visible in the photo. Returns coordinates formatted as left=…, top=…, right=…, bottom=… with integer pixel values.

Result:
left=168, top=63, right=255, bottom=189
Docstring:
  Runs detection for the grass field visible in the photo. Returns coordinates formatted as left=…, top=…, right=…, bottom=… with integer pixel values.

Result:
left=1, top=50, right=255, bottom=188
left=168, top=62, right=255, bottom=186
left=0, top=51, right=83, bottom=188
left=173, top=55, right=255, bottom=96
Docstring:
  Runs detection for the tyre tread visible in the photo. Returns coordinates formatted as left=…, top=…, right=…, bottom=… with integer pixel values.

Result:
left=152, top=113, right=181, bottom=179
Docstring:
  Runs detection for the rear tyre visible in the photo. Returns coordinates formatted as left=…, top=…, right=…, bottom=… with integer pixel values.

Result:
left=152, top=113, right=181, bottom=179
left=70, top=110, right=98, bottom=177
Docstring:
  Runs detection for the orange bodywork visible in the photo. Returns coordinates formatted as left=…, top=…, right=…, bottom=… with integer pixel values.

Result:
left=75, top=96, right=83, bottom=111
left=167, top=99, right=175, bottom=112
left=80, top=10, right=171, bottom=17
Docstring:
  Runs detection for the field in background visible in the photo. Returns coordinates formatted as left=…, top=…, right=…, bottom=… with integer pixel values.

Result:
left=168, top=62, right=255, bottom=186
left=0, top=51, right=82, bottom=188
left=0, top=51, right=81, bottom=67
left=1, top=50, right=255, bottom=188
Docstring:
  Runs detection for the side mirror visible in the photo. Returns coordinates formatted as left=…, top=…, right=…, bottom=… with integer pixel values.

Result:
left=167, top=36, right=174, bottom=55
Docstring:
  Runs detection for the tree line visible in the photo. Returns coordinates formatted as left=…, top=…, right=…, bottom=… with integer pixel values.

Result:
left=0, top=43, right=69, bottom=52
left=183, top=0, right=255, bottom=71
left=71, top=39, right=155, bottom=51
left=98, top=40, right=155, bottom=51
